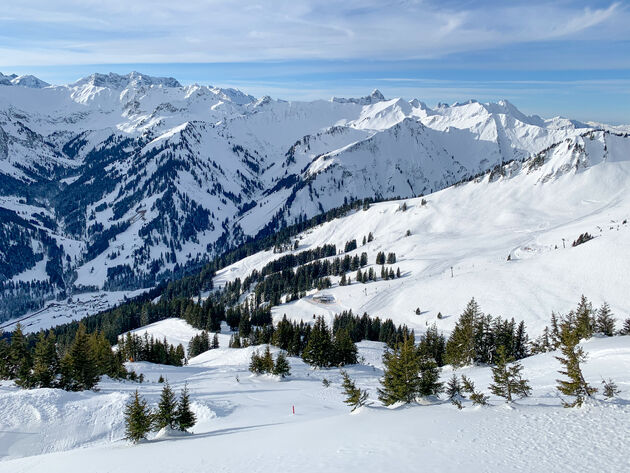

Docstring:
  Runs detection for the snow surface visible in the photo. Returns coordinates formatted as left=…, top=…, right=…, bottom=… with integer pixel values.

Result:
left=215, top=132, right=630, bottom=338
left=0, top=318, right=629, bottom=472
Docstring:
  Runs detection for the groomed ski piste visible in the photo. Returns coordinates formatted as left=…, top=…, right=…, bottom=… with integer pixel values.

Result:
left=1, top=124, right=630, bottom=472
left=0, top=318, right=629, bottom=472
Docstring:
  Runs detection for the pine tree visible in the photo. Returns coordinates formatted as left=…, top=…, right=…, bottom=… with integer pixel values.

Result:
left=212, top=333, right=220, bottom=349
left=595, top=302, right=615, bottom=336
left=555, top=324, right=597, bottom=407
left=273, top=351, right=291, bottom=378
left=417, top=354, right=443, bottom=397
left=0, top=337, right=9, bottom=380
left=32, top=330, right=60, bottom=388
left=445, top=299, right=479, bottom=367
left=378, top=335, right=421, bottom=405
left=124, top=390, right=153, bottom=443
left=341, top=370, right=369, bottom=412
left=461, top=375, right=489, bottom=406
left=175, top=383, right=196, bottom=431
left=601, top=378, right=620, bottom=399
left=239, top=313, right=251, bottom=338
left=619, top=317, right=630, bottom=335
left=446, top=374, right=464, bottom=408
left=262, top=346, right=275, bottom=373
left=418, top=323, right=446, bottom=366
left=574, top=295, right=594, bottom=340
left=489, top=345, right=531, bottom=402
left=154, top=381, right=178, bottom=430
left=333, top=328, right=358, bottom=366
left=513, top=321, right=530, bottom=359
left=9, top=323, right=32, bottom=386
left=302, top=317, right=334, bottom=368
left=61, top=323, right=99, bottom=391
left=249, top=350, right=265, bottom=374
left=549, top=312, right=561, bottom=349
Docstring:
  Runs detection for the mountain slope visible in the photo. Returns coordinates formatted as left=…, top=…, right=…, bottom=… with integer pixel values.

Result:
left=0, top=71, right=623, bottom=321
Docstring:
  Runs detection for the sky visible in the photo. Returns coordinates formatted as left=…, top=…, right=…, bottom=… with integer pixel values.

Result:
left=1, top=0, right=629, bottom=123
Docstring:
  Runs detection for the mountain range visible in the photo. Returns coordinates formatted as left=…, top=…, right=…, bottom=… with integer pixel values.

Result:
left=0, top=71, right=628, bottom=322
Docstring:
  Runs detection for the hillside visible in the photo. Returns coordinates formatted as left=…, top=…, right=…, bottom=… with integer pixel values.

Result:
left=212, top=130, right=630, bottom=337
left=0, top=318, right=628, bottom=472
left=0, top=71, right=617, bottom=321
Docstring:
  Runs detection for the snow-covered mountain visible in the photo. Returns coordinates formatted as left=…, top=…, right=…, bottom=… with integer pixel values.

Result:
left=0, top=71, right=627, bottom=322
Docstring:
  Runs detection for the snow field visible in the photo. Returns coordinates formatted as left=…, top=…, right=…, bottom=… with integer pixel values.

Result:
left=0, top=318, right=629, bottom=472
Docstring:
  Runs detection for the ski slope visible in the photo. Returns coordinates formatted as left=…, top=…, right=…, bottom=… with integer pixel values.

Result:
left=214, top=131, right=630, bottom=338
left=0, top=318, right=629, bottom=472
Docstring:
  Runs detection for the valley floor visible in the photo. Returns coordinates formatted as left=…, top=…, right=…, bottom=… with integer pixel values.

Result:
left=0, top=321, right=628, bottom=473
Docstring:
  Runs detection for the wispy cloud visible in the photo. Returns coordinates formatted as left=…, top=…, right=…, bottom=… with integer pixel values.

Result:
left=0, top=0, right=627, bottom=66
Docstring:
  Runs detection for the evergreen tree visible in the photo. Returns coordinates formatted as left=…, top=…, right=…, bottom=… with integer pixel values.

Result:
left=417, top=354, right=443, bottom=397
left=239, top=313, right=251, bottom=338
left=595, top=302, right=615, bottom=336
left=446, top=374, right=464, bottom=408
left=555, top=324, right=597, bottom=407
left=513, top=321, right=530, bottom=359
left=444, top=299, right=479, bottom=367
left=0, top=338, right=9, bottom=380
left=488, top=345, right=531, bottom=402
left=378, top=335, right=421, bottom=405
left=175, top=383, right=196, bottom=431
left=249, top=350, right=265, bottom=374
left=418, top=323, right=446, bottom=366
left=212, top=333, right=220, bottom=349
left=261, top=346, right=275, bottom=373
left=124, top=390, right=153, bottom=443
left=341, top=370, right=369, bottom=412
left=154, top=381, right=178, bottom=430
left=60, top=323, right=99, bottom=391
left=601, top=378, right=620, bottom=399
left=619, top=317, right=630, bottom=335
left=302, top=317, right=334, bottom=368
left=461, top=375, right=489, bottom=406
left=574, top=295, right=594, bottom=340
left=32, top=330, right=60, bottom=388
left=333, top=329, right=358, bottom=366
left=9, top=323, right=32, bottom=386
left=273, top=351, right=291, bottom=378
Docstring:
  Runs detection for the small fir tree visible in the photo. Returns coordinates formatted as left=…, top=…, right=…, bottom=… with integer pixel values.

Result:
left=340, top=370, right=369, bottom=412
left=124, top=390, right=153, bottom=443
left=154, top=382, right=178, bottom=430
left=461, top=375, right=489, bottom=406
left=378, top=335, right=421, bottom=405
left=595, top=303, right=615, bottom=336
left=555, top=324, right=597, bottom=407
left=261, top=346, right=275, bottom=373
left=417, top=355, right=443, bottom=397
left=333, top=329, right=358, bottom=366
left=446, top=374, right=464, bottom=409
left=60, top=323, right=99, bottom=391
left=175, top=383, right=197, bottom=431
left=488, top=345, right=531, bottom=402
left=273, top=351, right=291, bottom=378
left=444, top=299, right=480, bottom=367
left=9, top=323, right=32, bottom=386
left=302, top=317, right=334, bottom=368
left=601, top=378, right=620, bottom=399
left=32, top=330, right=60, bottom=388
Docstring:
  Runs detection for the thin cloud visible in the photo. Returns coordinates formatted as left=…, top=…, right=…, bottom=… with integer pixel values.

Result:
left=0, top=0, right=627, bottom=66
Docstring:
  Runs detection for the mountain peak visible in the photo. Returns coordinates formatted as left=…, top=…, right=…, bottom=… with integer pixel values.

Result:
left=0, top=72, right=49, bottom=88
left=73, top=71, right=181, bottom=89
left=331, top=89, right=387, bottom=105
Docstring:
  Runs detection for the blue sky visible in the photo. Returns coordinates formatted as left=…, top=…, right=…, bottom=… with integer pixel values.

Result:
left=1, top=0, right=629, bottom=123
